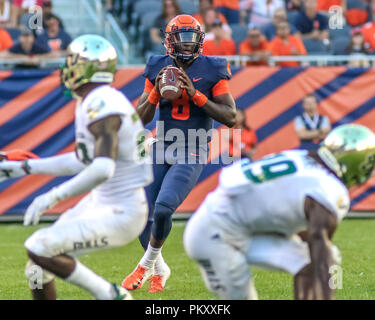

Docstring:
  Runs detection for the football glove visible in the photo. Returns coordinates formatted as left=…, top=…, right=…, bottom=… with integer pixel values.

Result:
left=0, top=150, right=39, bottom=161
left=23, top=188, right=60, bottom=226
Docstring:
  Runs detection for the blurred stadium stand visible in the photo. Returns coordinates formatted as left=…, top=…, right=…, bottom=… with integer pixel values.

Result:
left=331, top=37, right=351, bottom=55
left=0, top=0, right=130, bottom=68
left=329, top=24, right=352, bottom=40
left=216, top=54, right=375, bottom=66
left=302, top=38, right=329, bottom=55
left=230, top=23, right=248, bottom=52
left=104, top=0, right=375, bottom=66
left=5, top=28, right=21, bottom=40
left=178, top=0, right=198, bottom=15
left=286, top=10, right=299, bottom=26
left=53, top=0, right=129, bottom=64
left=1, top=0, right=375, bottom=67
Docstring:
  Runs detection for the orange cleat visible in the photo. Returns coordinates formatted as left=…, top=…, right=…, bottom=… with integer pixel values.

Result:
left=148, top=275, right=164, bottom=293
left=121, top=264, right=153, bottom=291
left=148, top=264, right=171, bottom=293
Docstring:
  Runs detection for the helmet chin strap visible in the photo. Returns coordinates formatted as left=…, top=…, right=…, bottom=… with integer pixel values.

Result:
left=317, top=146, right=346, bottom=179
left=173, top=52, right=197, bottom=63
left=173, top=46, right=200, bottom=62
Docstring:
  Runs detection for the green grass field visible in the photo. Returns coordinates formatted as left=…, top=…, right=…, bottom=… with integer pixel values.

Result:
left=0, top=219, right=375, bottom=300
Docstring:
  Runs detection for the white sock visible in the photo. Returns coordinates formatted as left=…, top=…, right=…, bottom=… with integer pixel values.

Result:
left=154, top=253, right=168, bottom=275
left=248, top=279, right=259, bottom=300
left=139, top=243, right=162, bottom=269
left=65, top=260, right=114, bottom=300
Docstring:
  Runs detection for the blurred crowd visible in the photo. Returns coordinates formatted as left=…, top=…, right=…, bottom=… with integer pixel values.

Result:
left=0, top=0, right=71, bottom=68
left=108, top=0, right=375, bottom=67
left=2, top=0, right=375, bottom=68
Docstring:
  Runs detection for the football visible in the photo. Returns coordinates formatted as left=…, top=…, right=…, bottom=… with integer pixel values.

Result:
left=159, top=66, right=183, bottom=101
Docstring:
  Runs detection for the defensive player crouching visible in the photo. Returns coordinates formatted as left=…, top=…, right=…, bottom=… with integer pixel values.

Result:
left=0, top=35, right=153, bottom=300
left=122, top=14, right=236, bottom=293
left=184, top=124, right=375, bottom=300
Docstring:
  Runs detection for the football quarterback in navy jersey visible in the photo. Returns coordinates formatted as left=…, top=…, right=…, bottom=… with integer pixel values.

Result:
left=122, top=14, right=237, bottom=293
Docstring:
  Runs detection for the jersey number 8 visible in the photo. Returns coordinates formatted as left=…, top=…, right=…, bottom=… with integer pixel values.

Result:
left=172, top=91, right=190, bottom=120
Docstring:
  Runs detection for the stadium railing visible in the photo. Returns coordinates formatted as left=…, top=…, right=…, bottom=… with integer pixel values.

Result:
left=52, top=0, right=130, bottom=65
left=0, top=58, right=66, bottom=70
left=104, top=12, right=130, bottom=65
left=217, top=55, right=375, bottom=67
left=0, top=55, right=375, bottom=69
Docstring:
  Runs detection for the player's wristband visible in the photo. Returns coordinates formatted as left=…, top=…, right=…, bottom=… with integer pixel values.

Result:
left=21, top=160, right=31, bottom=175
left=148, top=88, right=161, bottom=105
left=192, top=90, right=208, bottom=107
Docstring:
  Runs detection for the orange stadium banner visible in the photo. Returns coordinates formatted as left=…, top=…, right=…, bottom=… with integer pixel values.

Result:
left=0, top=66, right=374, bottom=217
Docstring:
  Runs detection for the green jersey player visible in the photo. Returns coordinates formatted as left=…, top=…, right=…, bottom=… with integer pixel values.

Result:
left=184, top=124, right=375, bottom=300
left=0, top=35, right=152, bottom=300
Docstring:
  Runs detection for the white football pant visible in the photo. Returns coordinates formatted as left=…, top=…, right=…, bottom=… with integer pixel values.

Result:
left=24, top=187, right=148, bottom=285
left=184, top=192, right=312, bottom=300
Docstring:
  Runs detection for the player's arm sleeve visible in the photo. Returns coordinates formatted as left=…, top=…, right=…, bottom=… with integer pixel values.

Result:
left=210, top=58, right=233, bottom=97
left=52, top=157, right=115, bottom=201
left=27, top=152, right=85, bottom=176
left=212, top=79, right=231, bottom=97
left=144, top=77, right=154, bottom=93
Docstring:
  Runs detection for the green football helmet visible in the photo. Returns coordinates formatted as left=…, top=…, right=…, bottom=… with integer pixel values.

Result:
left=318, top=124, right=375, bottom=188
left=61, top=34, right=117, bottom=92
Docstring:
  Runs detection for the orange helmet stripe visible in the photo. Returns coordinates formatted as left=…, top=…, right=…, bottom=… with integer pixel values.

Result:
left=165, top=14, right=202, bottom=33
